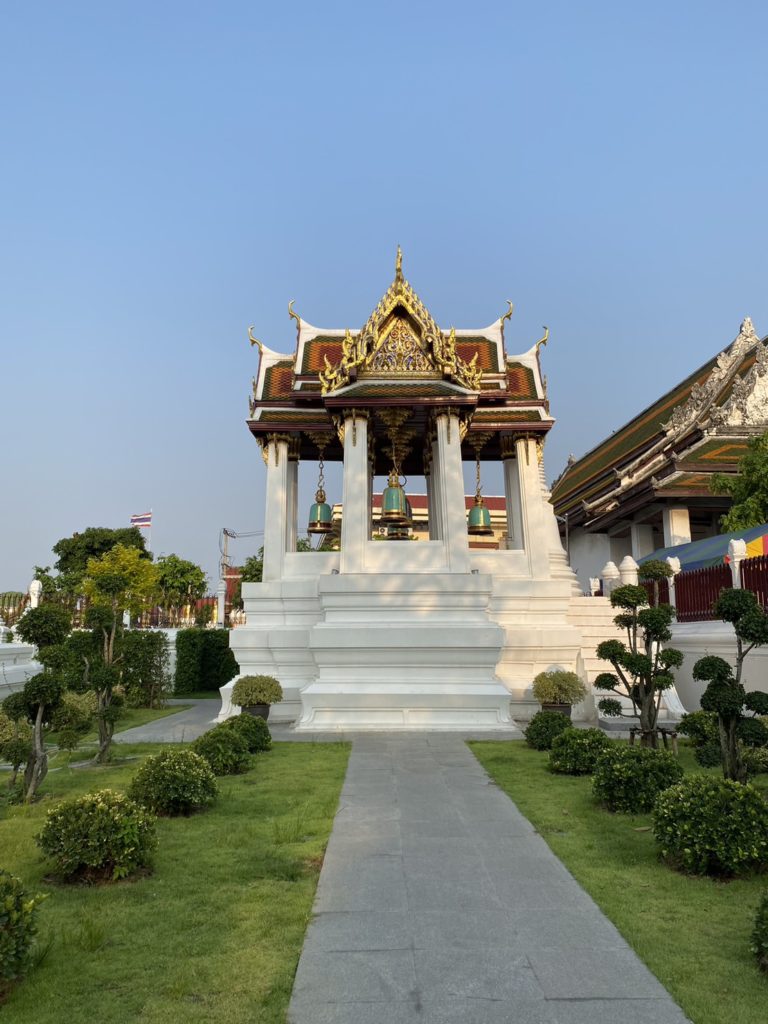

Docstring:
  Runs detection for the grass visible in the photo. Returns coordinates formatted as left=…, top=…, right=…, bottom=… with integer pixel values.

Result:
left=45, top=704, right=192, bottom=749
left=1, top=740, right=350, bottom=1023
left=470, top=740, right=768, bottom=1024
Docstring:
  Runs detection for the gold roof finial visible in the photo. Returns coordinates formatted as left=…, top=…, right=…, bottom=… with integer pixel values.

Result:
left=535, top=325, right=550, bottom=354
left=395, top=245, right=403, bottom=284
left=247, top=325, right=263, bottom=352
left=500, top=300, right=514, bottom=340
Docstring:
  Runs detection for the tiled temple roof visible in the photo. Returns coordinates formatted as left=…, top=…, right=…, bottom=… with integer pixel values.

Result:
left=552, top=318, right=767, bottom=525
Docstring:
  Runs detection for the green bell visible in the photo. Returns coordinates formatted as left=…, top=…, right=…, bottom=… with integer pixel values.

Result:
left=467, top=495, right=493, bottom=536
left=381, top=469, right=409, bottom=525
left=308, top=488, right=333, bottom=534
left=386, top=524, right=411, bottom=541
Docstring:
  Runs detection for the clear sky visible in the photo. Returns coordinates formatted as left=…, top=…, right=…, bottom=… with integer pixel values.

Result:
left=2, top=1, right=767, bottom=591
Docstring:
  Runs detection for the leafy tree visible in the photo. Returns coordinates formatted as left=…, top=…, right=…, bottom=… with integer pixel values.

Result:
left=15, top=604, right=72, bottom=650
left=82, top=545, right=159, bottom=763
left=712, top=432, right=768, bottom=531
left=694, top=588, right=768, bottom=782
left=18, top=673, right=63, bottom=802
left=594, top=585, right=682, bottom=748
left=46, top=526, right=150, bottom=598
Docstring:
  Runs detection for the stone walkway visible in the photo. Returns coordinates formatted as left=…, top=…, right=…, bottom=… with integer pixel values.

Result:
left=288, top=733, right=689, bottom=1024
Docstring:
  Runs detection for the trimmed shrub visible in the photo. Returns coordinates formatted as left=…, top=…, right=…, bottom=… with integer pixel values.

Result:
left=531, top=670, right=587, bottom=705
left=678, top=710, right=718, bottom=746
left=231, top=675, right=283, bottom=707
left=752, top=890, right=768, bottom=973
left=0, top=870, right=45, bottom=993
left=743, top=746, right=768, bottom=778
left=694, top=741, right=723, bottom=768
left=653, top=775, right=768, bottom=876
left=524, top=710, right=571, bottom=751
left=738, top=716, right=768, bottom=748
left=191, top=725, right=252, bottom=775
left=174, top=629, right=239, bottom=694
left=121, top=631, right=170, bottom=708
left=221, top=713, right=272, bottom=753
left=592, top=745, right=684, bottom=813
left=37, top=789, right=157, bottom=881
left=549, top=728, right=611, bottom=775
left=0, top=713, right=32, bottom=779
left=128, top=749, right=218, bottom=816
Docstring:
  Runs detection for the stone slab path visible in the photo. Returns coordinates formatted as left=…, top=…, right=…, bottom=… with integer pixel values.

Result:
left=288, top=733, right=689, bottom=1024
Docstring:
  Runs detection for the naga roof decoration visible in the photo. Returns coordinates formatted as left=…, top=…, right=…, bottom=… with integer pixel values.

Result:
left=551, top=317, right=768, bottom=526
left=245, top=250, right=553, bottom=466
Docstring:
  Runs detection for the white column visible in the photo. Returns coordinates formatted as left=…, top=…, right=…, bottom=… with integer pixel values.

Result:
left=728, top=538, right=747, bottom=588
left=434, top=411, right=469, bottom=573
left=666, top=556, right=681, bottom=608
left=430, top=435, right=444, bottom=541
left=630, top=523, right=655, bottom=560
left=514, top=435, right=551, bottom=576
left=340, top=412, right=369, bottom=574
left=286, top=452, right=299, bottom=553
left=662, top=506, right=691, bottom=548
left=262, top=436, right=290, bottom=582
left=502, top=449, right=524, bottom=549
left=216, top=578, right=227, bottom=627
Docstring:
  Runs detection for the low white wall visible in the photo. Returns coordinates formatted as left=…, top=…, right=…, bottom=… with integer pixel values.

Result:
left=0, top=643, right=42, bottom=700
left=669, top=621, right=768, bottom=711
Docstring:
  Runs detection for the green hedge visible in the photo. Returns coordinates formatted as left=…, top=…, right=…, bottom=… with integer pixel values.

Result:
left=174, top=629, right=239, bottom=694
left=121, top=631, right=169, bottom=708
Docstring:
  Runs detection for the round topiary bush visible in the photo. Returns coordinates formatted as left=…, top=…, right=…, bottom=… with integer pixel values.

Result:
left=693, top=741, right=723, bottom=768
left=231, top=675, right=283, bottom=708
left=549, top=728, right=612, bottom=775
left=128, top=749, right=218, bottom=816
left=592, top=745, right=684, bottom=813
left=220, top=713, right=272, bottom=753
left=752, top=890, right=768, bottom=973
left=0, top=870, right=45, bottom=994
left=191, top=725, right=252, bottom=775
left=653, top=775, right=768, bottom=876
left=36, top=789, right=157, bottom=882
left=531, top=669, right=587, bottom=706
left=524, top=710, right=572, bottom=751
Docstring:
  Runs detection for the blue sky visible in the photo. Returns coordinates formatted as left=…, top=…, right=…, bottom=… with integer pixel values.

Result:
left=2, top=2, right=767, bottom=590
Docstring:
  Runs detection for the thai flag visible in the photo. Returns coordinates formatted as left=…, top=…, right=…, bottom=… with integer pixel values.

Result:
left=130, top=512, right=152, bottom=529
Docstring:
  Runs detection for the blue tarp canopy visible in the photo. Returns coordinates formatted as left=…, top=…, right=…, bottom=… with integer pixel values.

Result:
left=637, top=523, right=768, bottom=572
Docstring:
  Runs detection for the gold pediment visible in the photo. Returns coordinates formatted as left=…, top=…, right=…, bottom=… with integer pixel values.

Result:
left=319, top=250, right=483, bottom=394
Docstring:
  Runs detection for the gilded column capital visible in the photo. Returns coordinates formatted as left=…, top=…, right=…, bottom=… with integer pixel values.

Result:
left=264, top=432, right=293, bottom=466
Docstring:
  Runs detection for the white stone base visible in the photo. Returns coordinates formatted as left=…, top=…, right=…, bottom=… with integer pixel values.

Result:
left=294, top=683, right=513, bottom=731
left=0, top=643, right=41, bottom=700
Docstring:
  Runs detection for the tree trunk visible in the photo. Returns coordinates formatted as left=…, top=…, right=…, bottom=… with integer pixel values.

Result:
left=94, top=698, right=114, bottom=765
left=719, top=716, right=746, bottom=783
left=24, top=704, right=48, bottom=802
left=639, top=698, right=658, bottom=748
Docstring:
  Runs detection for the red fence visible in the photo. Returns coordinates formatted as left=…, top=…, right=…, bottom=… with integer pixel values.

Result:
left=641, top=577, right=670, bottom=607
left=741, top=555, right=768, bottom=610
left=674, top=564, right=732, bottom=622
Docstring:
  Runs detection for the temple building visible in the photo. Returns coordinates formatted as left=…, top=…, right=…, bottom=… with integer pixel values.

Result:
left=225, top=252, right=593, bottom=729
left=551, top=318, right=768, bottom=591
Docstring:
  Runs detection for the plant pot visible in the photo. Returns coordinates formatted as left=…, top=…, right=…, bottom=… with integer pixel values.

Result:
left=243, top=704, right=270, bottom=721
left=541, top=703, right=572, bottom=719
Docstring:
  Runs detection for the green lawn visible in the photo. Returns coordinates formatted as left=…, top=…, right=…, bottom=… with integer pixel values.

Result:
left=2, top=741, right=350, bottom=1023
left=471, top=741, right=768, bottom=1024
left=46, top=704, right=192, bottom=750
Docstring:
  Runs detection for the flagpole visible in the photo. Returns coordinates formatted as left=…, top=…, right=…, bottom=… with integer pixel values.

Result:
left=148, top=508, right=153, bottom=555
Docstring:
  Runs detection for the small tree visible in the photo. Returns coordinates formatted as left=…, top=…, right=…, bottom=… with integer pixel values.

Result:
left=693, top=588, right=768, bottom=783
left=594, top=585, right=683, bottom=748
left=15, top=604, right=72, bottom=650
left=0, top=712, right=33, bottom=789
left=82, top=545, right=158, bottom=763
left=16, top=673, right=63, bottom=801
left=639, top=559, right=674, bottom=607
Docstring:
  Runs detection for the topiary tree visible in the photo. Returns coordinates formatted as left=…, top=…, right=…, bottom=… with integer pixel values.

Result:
left=0, top=712, right=33, bottom=790
left=594, top=584, right=682, bottom=748
left=19, top=673, right=63, bottom=802
left=15, top=604, right=72, bottom=651
left=639, top=559, right=674, bottom=608
left=50, top=690, right=97, bottom=752
left=694, top=588, right=768, bottom=783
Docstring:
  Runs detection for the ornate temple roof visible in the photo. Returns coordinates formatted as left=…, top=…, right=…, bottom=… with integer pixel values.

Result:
left=247, top=251, right=553, bottom=469
left=551, top=317, right=768, bottom=528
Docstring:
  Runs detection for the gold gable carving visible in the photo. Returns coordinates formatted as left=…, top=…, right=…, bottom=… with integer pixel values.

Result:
left=319, top=257, right=483, bottom=394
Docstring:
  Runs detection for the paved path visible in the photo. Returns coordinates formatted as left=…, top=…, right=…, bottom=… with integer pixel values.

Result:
left=113, top=700, right=219, bottom=744
left=288, top=734, right=689, bottom=1024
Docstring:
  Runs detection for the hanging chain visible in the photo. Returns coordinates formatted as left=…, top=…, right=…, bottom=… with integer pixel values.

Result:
left=475, top=453, right=483, bottom=500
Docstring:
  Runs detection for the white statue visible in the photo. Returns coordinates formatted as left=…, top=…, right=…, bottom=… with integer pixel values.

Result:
left=29, top=579, right=43, bottom=609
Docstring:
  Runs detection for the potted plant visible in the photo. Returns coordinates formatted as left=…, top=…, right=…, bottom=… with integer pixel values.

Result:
left=230, top=675, right=283, bottom=721
left=531, top=669, right=587, bottom=719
